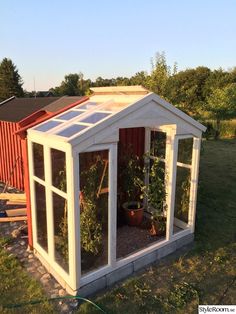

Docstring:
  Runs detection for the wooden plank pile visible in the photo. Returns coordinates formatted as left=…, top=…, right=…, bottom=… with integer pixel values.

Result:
left=0, top=193, right=27, bottom=222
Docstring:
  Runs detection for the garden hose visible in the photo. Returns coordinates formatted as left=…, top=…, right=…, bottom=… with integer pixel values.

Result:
left=3, top=295, right=106, bottom=313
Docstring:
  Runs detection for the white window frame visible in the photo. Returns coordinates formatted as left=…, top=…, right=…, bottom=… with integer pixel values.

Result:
left=172, top=135, right=201, bottom=239
left=75, top=143, right=117, bottom=287
left=28, top=135, right=74, bottom=289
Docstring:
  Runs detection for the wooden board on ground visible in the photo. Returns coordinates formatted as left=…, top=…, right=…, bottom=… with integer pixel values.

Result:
left=0, top=216, right=27, bottom=222
left=0, top=193, right=26, bottom=201
left=5, top=208, right=27, bottom=217
left=6, top=200, right=26, bottom=205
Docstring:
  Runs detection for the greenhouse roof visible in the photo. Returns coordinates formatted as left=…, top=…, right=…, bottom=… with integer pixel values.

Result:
left=28, top=86, right=206, bottom=145
left=29, top=87, right=150, bottom=142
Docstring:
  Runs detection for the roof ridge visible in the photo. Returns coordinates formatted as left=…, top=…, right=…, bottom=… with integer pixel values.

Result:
left=0, top=96, right=16, bottom=106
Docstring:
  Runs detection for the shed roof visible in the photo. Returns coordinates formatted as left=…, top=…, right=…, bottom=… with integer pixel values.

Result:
left=28, top=86, right=206, bottom=146
left=0, top=96, right=84, bottom=122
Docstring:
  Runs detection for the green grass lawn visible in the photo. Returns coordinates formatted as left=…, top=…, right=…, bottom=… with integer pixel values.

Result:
left=0, top=139, right=235, bottom=313
left=78, top=139, right=236, bottom=313
left=0, top=237, right=55, bottom=313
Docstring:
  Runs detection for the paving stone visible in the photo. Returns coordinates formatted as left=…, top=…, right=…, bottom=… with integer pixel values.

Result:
left=27, top=246, right=33, bottom=252
left=26, top=266, right=36, bottom=272
left=70, top=300, right=79, bottom=309
left=60, top=303, right=70, bottom=313
left=59, top=289, right=66, bottom=296
left=33, top=260, right=41, bottom=268
left=37, top=265, right=47, bottom=275
left=33, top=272, right=42, bottom=280
left=11, top=229, right=21, bottom=238
left=42, top=273, right=51, bottom=280
left=19, top=240, right=26, bottom=246
left=40, top=273, right=51, bottom=285
left=40, top=277, right=50, bottom=285
left=28, top=254, right=34, bottom=259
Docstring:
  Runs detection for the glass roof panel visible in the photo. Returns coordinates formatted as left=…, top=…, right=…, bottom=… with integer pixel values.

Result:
left=35, top=120, right=62, bottom=132
left=57, top=110, right=84, bottom=121
left=57, top=124, right=88, bottom=138
left=78, top=102, right=99, bottom=110
left=30, top=93, right=147, bottom=141
left=80, top=112, right=111, bottom=124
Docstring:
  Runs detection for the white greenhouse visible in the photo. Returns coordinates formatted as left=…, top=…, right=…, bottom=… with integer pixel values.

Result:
left=27, top=86, right=206, bottom=295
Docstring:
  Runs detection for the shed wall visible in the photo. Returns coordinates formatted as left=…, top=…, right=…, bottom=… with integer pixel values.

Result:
left=119, top=127, right=145, bottom=158
left=0, top=121, right=24, bottom=191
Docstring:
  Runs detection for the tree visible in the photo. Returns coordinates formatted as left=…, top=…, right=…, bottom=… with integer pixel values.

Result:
left=147, top=52, right=171, bottom=97
left=60, top=73, right=83, bottom=96
left=0, top=58, right=24, bottom=101
left=206, top=83, right=236, bottom=139
left=165, top=66, right=211, bottom=117
left=50, top=72, right=91, bottom=96
left=130, top=71, right=149, bottom=86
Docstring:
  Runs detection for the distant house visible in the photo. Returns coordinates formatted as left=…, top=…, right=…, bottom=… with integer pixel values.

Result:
left=0, top=96, right=86, bottom=190
left=35, top=91, right=54, bottom=97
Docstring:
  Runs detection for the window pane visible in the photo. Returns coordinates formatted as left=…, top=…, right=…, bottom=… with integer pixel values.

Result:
left=117, top=147, right=166, bottom=260
left=79, top=150, right=109, bottom=275
left=53, top=193, right=69, bottom=272
left=51, top=149, right=66, bottom=192
left=35, top=120, right=61, bottom=132
left=150, top=131, right=166, bottom=159
left=80, top=112, right=110, bottom=124
left=33, top=143, right=44, bottom=180
left=174, top=166, right=191, bottom=224
left=78, top=102, right=98, bottom=110
left=35, top=182, right=48, bottom=251
left=177, top=138, right=193, bottom=164
left=57, top=124, right=87, bottom=137
left=57, top=110, right=84, bottom=120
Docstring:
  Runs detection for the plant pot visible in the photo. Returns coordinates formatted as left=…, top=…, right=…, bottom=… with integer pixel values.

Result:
left=149, top=216, right=166, bottom=236
left=122, top=201, right=144, bottom=226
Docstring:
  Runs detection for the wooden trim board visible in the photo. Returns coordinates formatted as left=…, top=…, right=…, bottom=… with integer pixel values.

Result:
left=0, top=193, right=26, bottom=201
left=6, top=201, right=26, bottom=205
left=0, top=216, right=27, bottom=222
left=5, top=208, right=27, bottom=217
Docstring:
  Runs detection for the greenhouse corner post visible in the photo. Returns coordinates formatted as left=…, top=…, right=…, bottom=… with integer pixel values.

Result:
left=165, top=131, right=178, bottom=241
left=189, top=137, right=201, bottom=233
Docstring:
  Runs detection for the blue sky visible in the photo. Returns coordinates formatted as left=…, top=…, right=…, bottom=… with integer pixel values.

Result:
left=0, top=0, right=235, bottom=91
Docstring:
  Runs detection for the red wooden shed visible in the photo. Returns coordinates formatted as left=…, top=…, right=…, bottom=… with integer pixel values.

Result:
left=0, top=96, right=86, bottom=191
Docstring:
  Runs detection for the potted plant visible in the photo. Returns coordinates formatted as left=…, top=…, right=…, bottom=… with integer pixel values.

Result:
left=135, top=155, right=167, bottom=236
left=119, top=153, right=144, bottom=226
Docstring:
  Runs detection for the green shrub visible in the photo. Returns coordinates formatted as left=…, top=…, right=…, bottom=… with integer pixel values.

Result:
left=204, top=119, right=236, bottom=139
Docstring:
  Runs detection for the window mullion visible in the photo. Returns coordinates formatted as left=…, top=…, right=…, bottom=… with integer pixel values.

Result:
left=44, top=146, right=55, bottom=261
